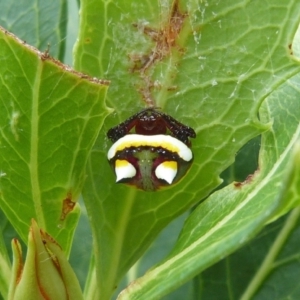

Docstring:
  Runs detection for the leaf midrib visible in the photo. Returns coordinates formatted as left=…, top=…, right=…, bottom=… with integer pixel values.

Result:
left=30, top=57, right=45, bottom=228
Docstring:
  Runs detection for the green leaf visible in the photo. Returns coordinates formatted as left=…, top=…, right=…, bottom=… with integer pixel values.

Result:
left=0, top=0, right=67, bottom=60
left=117, top=59, right=300, bottom=300
left=196, top=207, right=300, bottom=299
left=120, top=143, right=300, bottom=299
left=73, top=0, right=300, bottom=298
left=260, top=76, right=300, bottom=220
left=0, top=27, right=110, bottom=255
left=240, top=208, right=300, bottom=299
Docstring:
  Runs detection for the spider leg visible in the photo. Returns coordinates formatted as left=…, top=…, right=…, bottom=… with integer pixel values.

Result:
left=107, top=114, right=139, bottom=142
left=162, top=113, right=196, bottom=144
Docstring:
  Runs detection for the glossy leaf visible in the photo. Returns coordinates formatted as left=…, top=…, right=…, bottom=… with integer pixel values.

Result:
left=74, top=0, right=300, bottom=298
left=0, top=27, right=110, bottom=255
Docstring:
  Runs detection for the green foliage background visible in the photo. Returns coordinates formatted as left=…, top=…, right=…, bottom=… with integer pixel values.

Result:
left=0, top=0, right=300, bottom=299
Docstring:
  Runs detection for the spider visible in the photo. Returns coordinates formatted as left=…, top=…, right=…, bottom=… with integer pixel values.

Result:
left=107, top=108, right=196, bottom=191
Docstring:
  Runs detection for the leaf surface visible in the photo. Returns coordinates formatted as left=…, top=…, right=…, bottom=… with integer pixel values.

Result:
left=0, top=27, right=110, bottom=254
left=118, top=68, right=300, bottom=300
left=194, top=207, right=300, bottom=300
left=0, top=0, right=67, bottom=59
left=74, top=0, right=300, bottom=298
